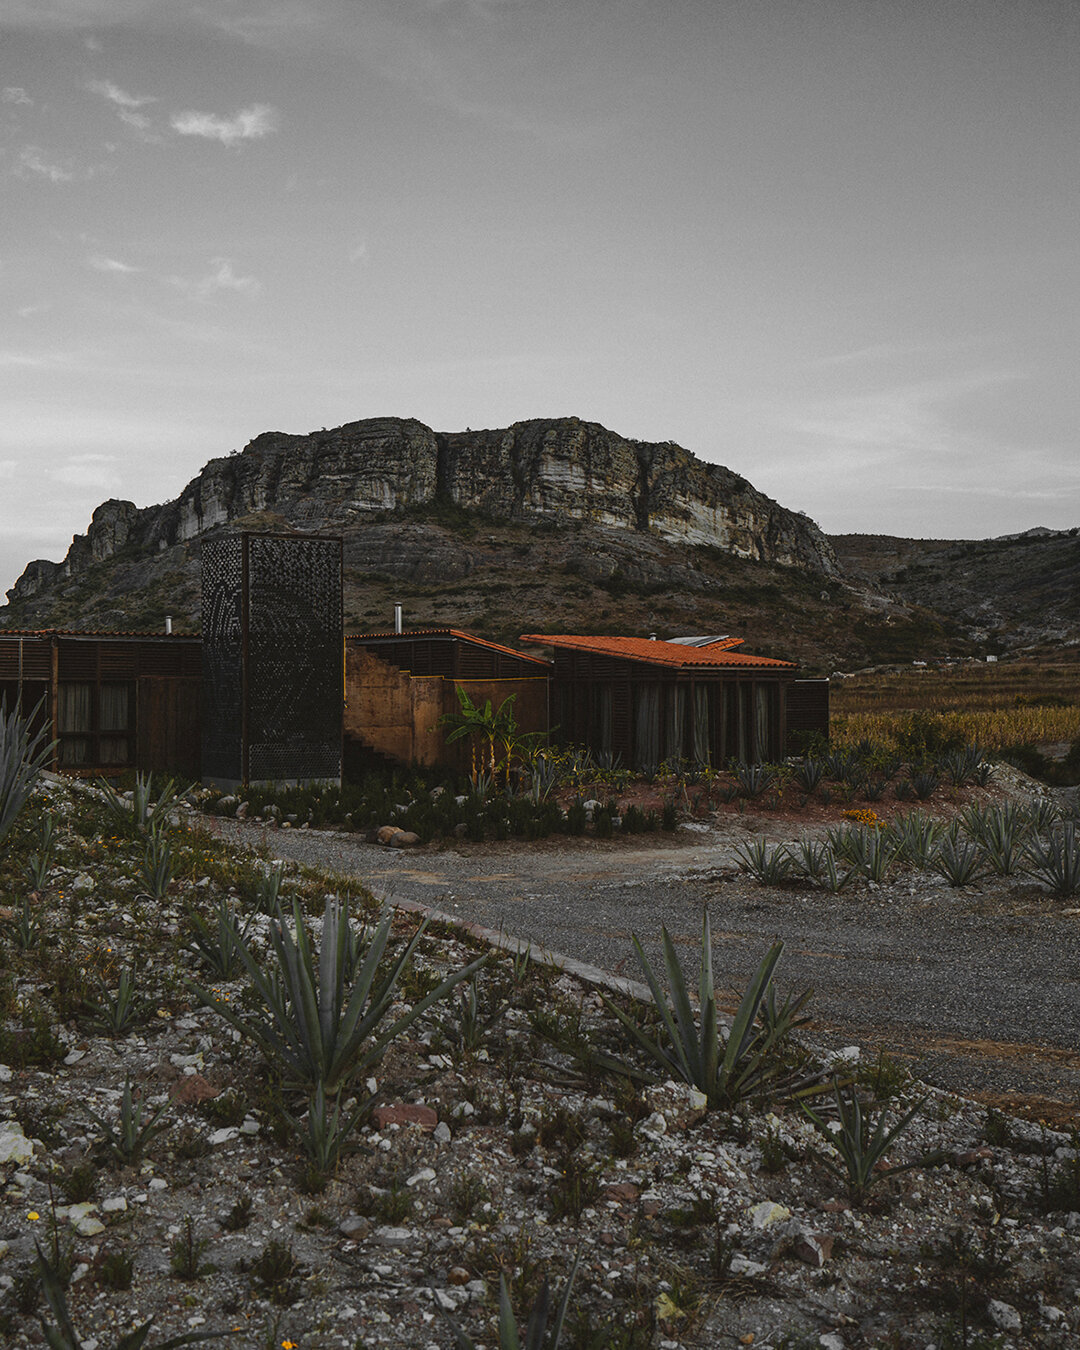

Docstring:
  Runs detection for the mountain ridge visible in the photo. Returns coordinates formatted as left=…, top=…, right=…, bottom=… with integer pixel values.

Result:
left=2, top=416, right=1076, bottom=669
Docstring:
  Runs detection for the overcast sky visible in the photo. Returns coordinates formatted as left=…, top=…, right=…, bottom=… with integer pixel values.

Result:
left=2, top=0, right=1077, bottom=598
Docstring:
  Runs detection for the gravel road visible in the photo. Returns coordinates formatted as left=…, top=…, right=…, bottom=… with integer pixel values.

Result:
left=214, top=815, right=1080, bottom=1123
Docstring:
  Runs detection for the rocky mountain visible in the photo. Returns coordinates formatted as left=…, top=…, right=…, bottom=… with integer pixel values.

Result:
left=5, top=417, right=838, bottom=609
left=2, top=415, right=1074, bottom=670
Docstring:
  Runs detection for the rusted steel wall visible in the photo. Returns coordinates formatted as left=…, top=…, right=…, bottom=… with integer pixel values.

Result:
left=344, top=645, right=548, bottom=771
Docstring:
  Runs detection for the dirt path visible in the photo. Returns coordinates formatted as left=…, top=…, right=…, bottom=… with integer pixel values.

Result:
left=216, top=816, right=1080, bottom=1125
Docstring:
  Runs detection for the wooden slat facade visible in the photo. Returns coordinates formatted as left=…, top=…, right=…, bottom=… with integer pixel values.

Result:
left=0, top=633, right=201, bottom=778
left=549, top=649, right=796, bottom=768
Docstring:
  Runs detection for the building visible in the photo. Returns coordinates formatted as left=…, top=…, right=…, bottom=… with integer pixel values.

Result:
left=519, top=633, right=827, bottom=767
left=344, top=628, right=551, bottom=773
left=0, top=630, right=202, bottom=778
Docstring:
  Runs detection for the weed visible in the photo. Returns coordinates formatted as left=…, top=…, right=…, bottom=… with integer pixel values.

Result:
left=96, top=1247, right=134, bottom=1291
left=169, top=1217, right=213, bottom=1280
left=548, top=1152, right=601, bottom=1223
left=35, top=1240, right=225, bottom=1347
left=250, top=1239, right=303, bottom=1307
left=60, top=1162, right=99, bottom=1205
left=222, top=1193, right=254, bottom=1232
left=437, top=1253, right=581, bottom=1350
left=449, top=1172, right=492, bottom=1224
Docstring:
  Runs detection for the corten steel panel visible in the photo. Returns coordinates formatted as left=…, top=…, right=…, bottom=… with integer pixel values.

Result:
left=786, top=678, right=830, bottom=752
left=245, top=534, right=342, bottom=783
left=201, top=535, right=245, bottom=784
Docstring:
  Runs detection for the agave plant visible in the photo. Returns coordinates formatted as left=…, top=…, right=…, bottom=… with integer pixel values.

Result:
left=0, top=695, right=54, bottom=849
left=99, top=772, right=187, bottom=836
left=792, top=757, right=825, bottom=794
left=844, top=827, right=898, bottom=884
left=886, top=810, right=942, bottom=869
left=137, top=827, right=175, bottom=900
left=283, top=1079, right=373, bottom=1180
left=184, top=894, right=257, bottom=980
left=960, top=802, right=1027, bottom=876
left=789, top=836, right=833, bottom=884
left=36, top=1242, right=225, bottom=1349
left=733, top=836, right=793, bottom=885
left=439, top=1255, right=581, bottom=1350
left=88, top=1077, right=172, bottom=1166
left=1024, top=822, right=1080, bottom=898
left=602, top=913, right=812, bottom=1109
left=27, top=811, right=60, bottom=889
left=801, top=1084, right=939, bottom=1203
left=189, top=896, right=487, bottom=1093
left=942, top=744, right=987, bottom=787
left=732, top=762, right=777, bottom=799
left=932, top=835, right=987, bottom=888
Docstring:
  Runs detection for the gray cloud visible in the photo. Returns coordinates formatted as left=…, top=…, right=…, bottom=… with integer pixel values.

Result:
left=170, top=103, right=278, bottom=147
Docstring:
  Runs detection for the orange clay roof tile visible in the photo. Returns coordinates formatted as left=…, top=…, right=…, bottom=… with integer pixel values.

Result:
left=518, top=634, right=796, bottom=669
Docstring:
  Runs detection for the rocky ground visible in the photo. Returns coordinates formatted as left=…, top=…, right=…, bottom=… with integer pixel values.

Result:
left=0, top=775, right=1078, bottom=1350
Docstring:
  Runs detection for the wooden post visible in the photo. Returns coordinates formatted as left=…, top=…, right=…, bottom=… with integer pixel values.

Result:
left=50, top=637, right=59, bottom=772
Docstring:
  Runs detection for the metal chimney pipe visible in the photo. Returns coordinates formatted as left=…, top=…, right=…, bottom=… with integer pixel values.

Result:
left=394, top=603, right=403, bottom=634
left=165, top=615, right=173, bottom=634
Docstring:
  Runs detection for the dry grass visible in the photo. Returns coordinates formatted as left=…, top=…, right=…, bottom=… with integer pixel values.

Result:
left=830, top=662, right=1080, bottom=752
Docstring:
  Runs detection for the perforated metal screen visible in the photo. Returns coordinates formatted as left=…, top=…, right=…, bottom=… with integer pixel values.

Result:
left=201, top=533, right=342, bottom=786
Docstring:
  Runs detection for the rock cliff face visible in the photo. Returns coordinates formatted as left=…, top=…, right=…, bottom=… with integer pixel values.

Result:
left=6, top=417, right=838, bottom=605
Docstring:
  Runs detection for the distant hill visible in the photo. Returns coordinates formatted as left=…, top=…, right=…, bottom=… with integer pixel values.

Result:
left=1, top=416, right=1074, bottom=670
left=831, top=530, right=1080, bottom=658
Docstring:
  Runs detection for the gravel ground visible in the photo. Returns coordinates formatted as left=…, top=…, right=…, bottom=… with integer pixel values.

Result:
left=3, top=774, right=1080, bottom=1350
left=213, top=797, right=1080, bottom=1127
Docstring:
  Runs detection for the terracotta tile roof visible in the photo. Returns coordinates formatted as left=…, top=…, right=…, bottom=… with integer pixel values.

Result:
left=518, top=634, right=797, bottom=669
left=346, top=627, right=552, bottom=667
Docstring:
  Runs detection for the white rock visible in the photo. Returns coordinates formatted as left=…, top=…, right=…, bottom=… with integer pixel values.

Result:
left=987, top=1300, right=1022, bottom=1333
left=433, top=1122, right=452, bottom=1144
left=240, top=1118, right=260, bottom=1135
left=102, top=1197, right=127, bottom=1213
left=209, top=1127, right=238, bottom=1145
left=148, top=1178, right=168, bottom=1191
left=0, top=1066, right=10, bottom=1082
left=0, top=1121, right=35, bottom=1165
left=643, top=1112, right=666, bottom=1135
left=72, top=873, right=95, bottom=891
left=819, top=1336, right=845, bottom=1350
left=374, top=1226, right=413, bottom=1245
left=747, top=1201, right=791, bottom=1229
left=63, top=1050, right=86, bottom=1065
left=433, top=1287, right=468, bottom=1311
left=407, top=1167, right=437, bottom=1188
left=728, top=1254, right=767, bottom=1277
left=74, top=1216, right=105, bottom=1237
